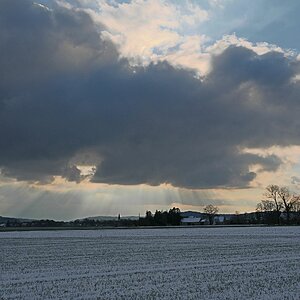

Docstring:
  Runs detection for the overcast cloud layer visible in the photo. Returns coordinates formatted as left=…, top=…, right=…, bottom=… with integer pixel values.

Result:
left=1, top=0, right=300, bottom=190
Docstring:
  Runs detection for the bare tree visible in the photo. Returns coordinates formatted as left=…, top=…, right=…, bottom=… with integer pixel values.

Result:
left=258, top=186, right=300, bottom=224
left=291, top=196, right=300, bottom=212
left=256, top=200, right=276, bottom=212
left=204, top=205, right=219, bottom=225
left=256, top=199, right=278, bottom=224
left=264, top=185, right=283, bottom=224
left=278, top=187, right=297, bottom=224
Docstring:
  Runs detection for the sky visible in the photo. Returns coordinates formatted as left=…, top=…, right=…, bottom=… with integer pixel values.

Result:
left=1, top=0, right=300, bottom=220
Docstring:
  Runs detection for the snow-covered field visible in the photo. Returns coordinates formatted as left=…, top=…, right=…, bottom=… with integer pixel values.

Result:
left=1, top=227, right=299, bottom=299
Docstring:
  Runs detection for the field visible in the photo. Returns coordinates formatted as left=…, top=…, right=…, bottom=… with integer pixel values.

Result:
left=1, top=227, right=299, bottom=299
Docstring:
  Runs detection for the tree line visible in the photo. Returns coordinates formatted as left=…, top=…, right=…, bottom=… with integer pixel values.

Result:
left=138, top=207, right=182, bottom=226
left=256, top=185, right=300, bottom=225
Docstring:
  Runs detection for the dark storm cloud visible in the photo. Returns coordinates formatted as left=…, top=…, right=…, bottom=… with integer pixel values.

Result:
left=0, top=0, right=299, bottom=188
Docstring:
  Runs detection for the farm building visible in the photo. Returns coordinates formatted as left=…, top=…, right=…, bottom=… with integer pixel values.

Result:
left=181, top=216, right=207, bottom=225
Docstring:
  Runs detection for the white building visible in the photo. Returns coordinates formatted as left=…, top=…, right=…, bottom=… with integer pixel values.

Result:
left=181, top=216, right=202, bottom=225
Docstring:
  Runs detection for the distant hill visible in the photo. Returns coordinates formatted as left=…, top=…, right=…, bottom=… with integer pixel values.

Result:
left=181, top=211, right=206, bottom=218
left=0, top=216, right=35, bottom=224
left=79, top=215, right=139, bottom=221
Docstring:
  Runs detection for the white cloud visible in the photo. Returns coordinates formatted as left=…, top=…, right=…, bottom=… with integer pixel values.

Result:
left=61, top=0, right=210, bottom=73
left=160, top=35, right=211, bottom=75
left=56, top=0, right=296, bottom=76
left=85, top=1, right=184, bottom=57
left=291, top=74, right=300, bottom=83
left=33, top=2, right=51, bottom=11
left=208, top=0, right=227, bottom=9
left=56, top=0, right=299, bottom=76
left=207, top=34, right=294, bottom=56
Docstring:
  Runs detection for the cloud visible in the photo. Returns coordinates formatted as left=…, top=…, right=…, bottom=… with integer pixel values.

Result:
left=291, top=176, right=300, bottom=185
left=61, top=0, right=296, bottom=77
left=60, top=0, right=211, bottom=74
left=1, top=0, right=300, bottom=190
left=195, top=0, right=300, bottom=53
left=207, top=34, right=294, bottom=57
